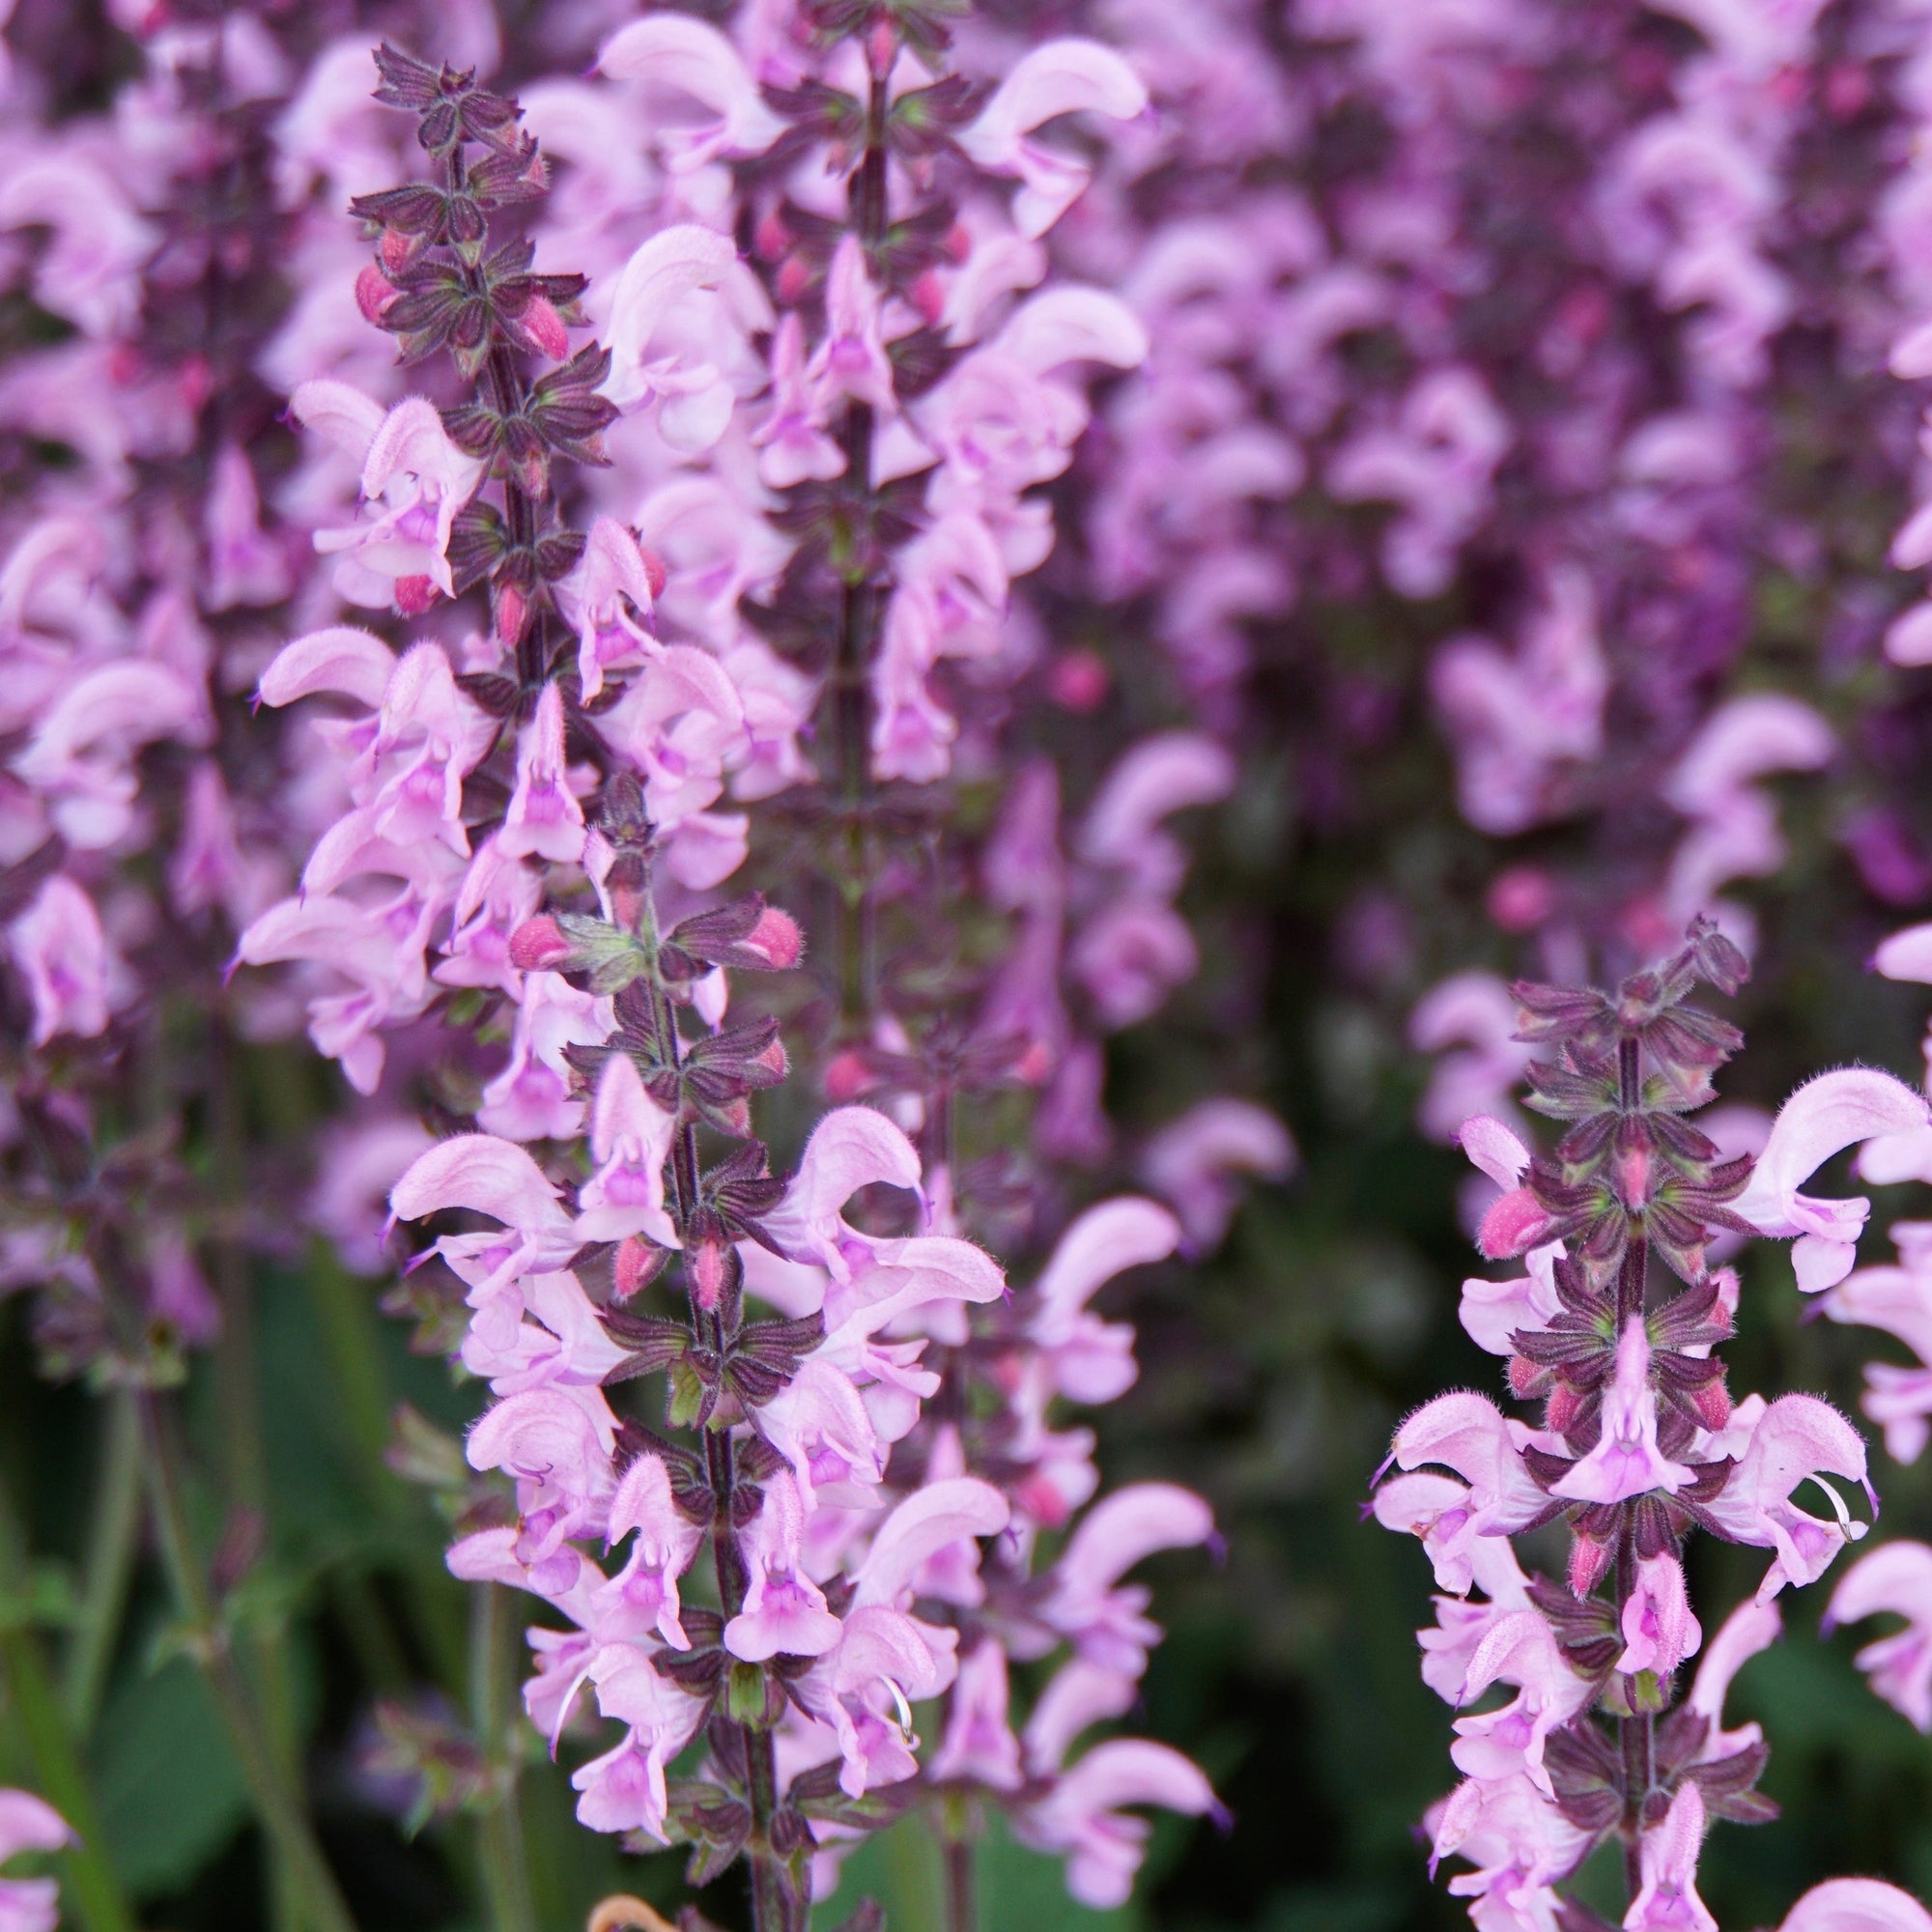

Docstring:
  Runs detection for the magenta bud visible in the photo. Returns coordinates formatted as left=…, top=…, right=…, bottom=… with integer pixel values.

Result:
left=356, top=263, right=397, bottom=323
left=743, top=907, right=803, bottom=970
left=508, top=916, right=571, bottom=972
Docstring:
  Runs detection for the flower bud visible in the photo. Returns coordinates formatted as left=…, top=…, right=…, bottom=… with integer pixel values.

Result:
left=507, top=916, right=572, bottom=972
left=356, top=263, right=398, bottom=323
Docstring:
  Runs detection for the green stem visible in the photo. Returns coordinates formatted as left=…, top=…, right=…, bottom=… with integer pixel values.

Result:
left=0, top=1472, right=138, bottom=1932
left=469, top=1585, right=536, bottom=1932
left=61, top=1389, right=142, bottom=1736
left=132, top=1387, right=360, bottom=1932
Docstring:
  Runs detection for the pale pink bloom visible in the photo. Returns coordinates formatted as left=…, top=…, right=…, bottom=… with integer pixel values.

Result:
left=1687, top=1598, right=1780, bottom=1760
left=599, top=645, right=749, bottom=838
left=435, top=836, right=543, bottom=1001
left=572, top=1647, right=708, bottom=1841
left=476, top=973, right=613, bottom=1144
left=1459, top=1251, right=1564, bottom=1359
left=1553, top=1321, right=1695, bottom=1505
left=1024, top=1658, right=1138, bottom=1775
left=1624, top=1781, right=1715, bottom=1932
left=1821, top=1227, right=1932, bottom=1463
left=724, top=639, right=817, bottom=803
left=1078, top=732, right=1235, bottom=900
left=15, top=660, right=208, bottom=849
left=9, top=876, right=115, bottom=1046
left=204, top=443, right=292, bottom=611
left=1381, top=1392, right=1550, bottom=1595
left=1068, top=897, right=1198, bottom=1031
left=591, top=1454, right=700, bottom=1652
left=146, top=1230, right=220, bottom=1346
left=1617, top=1551, right=1702, bottom=1676
left=499, top=685, right=586, bottom=866
left=255, top=622, right=396, bottom=711
left=1827, top=1541, right=1932, bottom=1732
left=296, top=385, right=483, bottom=609
left=461, top=1269, right=631, bottom=1403
left=753, top=312, right=846, bottom=489
left=794, top=1603, right=952, bottom=1798
left=1015, top=1738, right=1220, bottom=1911
left=1701, top=1394, right=1873, bottom=1599
left=169, top=762, right=251, bottom=923
left=754, top=1357, right=884, bottom=1512
left=849, top=1478, right=1010, bottom=1614
left=1137, top=1098, right=1297, bottom=1250
left=634, top=478, right=790, bottom=653
left=930, top=1641, right=1025, bottom=1791
left=1430, top=1772, right=1588, bottom=1932
left=1409, top=973, right=1536, bottom=1144
left=1431, top=564, right=1606, bottom=837
left=0, top=151, right=156, bottom=338
left=562, top=519, right=660, bottom=702
left=724, top=1470, right=843, bottom=1662
left=1040, top=1484, right=1213, bottom=1676
left=1780, top=1881, right=1932, bottom=1932
left=1450, top=1608, right=1595, bottom=1796
left=596, top=15, right=787, bottom=170
left=599, top=225, right=766, bottom=453
left=0, top=1788, right=72, bottom=1932
left=306, top=1116, right=435, bottom=1274
left=467, top=1387, right=617, bottom=1579
left=1730, top=1068, right=1931, bottom=1292
left=809, top=237, right=895, bottom=414
left=574, top=1057, right=677, bottom=1247
left=955, top=40, right=1150, bottom=239
left=1417, top=1528, right=1533, bottom=1703
left=1029, top=1198, right=1179, bottom=1405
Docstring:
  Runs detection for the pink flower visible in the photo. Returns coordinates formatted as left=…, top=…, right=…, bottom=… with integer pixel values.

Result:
left=753, top=313, right=844, bottom=490
left=0, top=1788, right=71, bottom=1932
left=595, top=15, right=787, bottom=170
left=9, top=876, right=115, bottom=1046
left=571, top=1647, right=707, bottom=1842
left=297, top=386, right=483, bottom=609
left=1137, top=1099, right=1297, bottom=1250
left=1827, top=1541, right=1932, bottom=1732
left=1617, top=1552, right=1703, bottom=1677
left=1624, top=1781, right=1716, bottom=1932
left=1552, top=1321, right=1695, bottom=1505
left=1431, top=1772, right=1588, bottom=1932
left=724, top=1470, right=843, bottom=1662
left=1028, top=1197, right=1179, bottom=1404
left=809, top=238, right=895, bottom=414
left=929, top=1641, right=1025, bottom=1791
left=1780, top=1881, right=1932, bottom=1932
left=1040, top=1483, right=1214, bottom=1675
left=1450, top=1609, right=1595, bottom=1795
left=1410, top=974, right=1535, bottom=1144
left=956, top=40, right=1150, bottom=238
left=562, top=518, right=661, bottom=702
left=204, top=442, right=292, bottom=611
left=574, top=1057, right=677, bottom=1247
left=591, top=1453, right=700, bottom=1652
left=1015, top=1739, right=1221, bottom=1911
left=1730, top=1069, right=1931, bottom=1292
left=1024, top=1658, right=1138, bottom=1776
left=1687, top=1598, right=1780, bottom=1759
left=796, top=1605, right=953, bottom=1797
left=499, top=684, right=586, bottom=866
left=466, top=1387, right=617, bottom=1582
left=1821, top=1228, right=1932, bottom=1463
left=435, top=836, right=543, bottom=1000
left=1701, top=1395, right=1873, bottom=1599
left=476, top=973, right=612, bottom=1144
left=1382, top=1392, right=1554, bottom=1594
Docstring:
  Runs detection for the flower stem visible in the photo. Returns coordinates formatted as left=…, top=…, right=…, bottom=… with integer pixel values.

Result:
left=944, top=1833, right=977, bottom=1932
left=132, top=1386, right=361, bottom=1932
left=61, top=1386, right=142, bottom=1736
left=469, top=1584, right=537, bottom=1932
left=0, top=1470, right=137, bottom=1932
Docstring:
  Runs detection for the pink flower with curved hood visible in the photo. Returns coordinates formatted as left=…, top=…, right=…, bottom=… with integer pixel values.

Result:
left=574, top=1056, right=677, bottom=1247
left=1039, top=1483, right=1214, bottom=1676
left=499, top=684, right=586, bottom=865
left=591, top=1453, right=700, bottom=1652
left=1821, top=1226, right=1932, bottom=1463
left=1430, top=1772, right=1588, bottom=1932
left=296, top=385, right=483, bottom=611
left=1078, top=732, right=1235, bottom=901
left=0, top=1788, right=71, bottom=1932
left=724, top=1469, right=843, bottom=1662
left=466, top=1387, right=617, bottom=1587
left=561, top=518, right=661, bottom=702
left=595, top=14, right=787, bottom=171
left=1701, top=1394, right=1874, bottom=1599
left=1137, top=1099, right=1297, bottom=1250
left=1729, top=1068, right=1930, bottom=1293
left=753, top=313, right=843, bottom=490
left=955, top=40, right=1150, bottom=239
left=930, top=1641, right=1025, bottom=1792
left=1015, top=1738, right=1222, bottom=1911
left=1381, top=1392, right=1551, bottom=1594
left=570, top=1647, right=708, bottom=1842
left=1827, top=1540, right=1932, bottom=1732
left=1411, top=973, right=1536, bottom=1144
left=1686, top=1597, right=1780, bottom=1760
left=1450, top=1608, right=1595, bottom=1796
left=1028, top=1197, right=1179, bottom=1405
left=1624, top=1781, right=1716, bottom=1932
left=9, top=875, right=116, bottom=1046
left=597, top=225, right=766, bottom=454
left=1780, top=1881, right=1932, bottom=1932
left=476, top=972, right=612, bottom=1144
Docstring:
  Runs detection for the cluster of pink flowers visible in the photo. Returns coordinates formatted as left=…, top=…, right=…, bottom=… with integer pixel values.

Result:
left=1377, top=920, right=1932, bottom=1932
left=224, top=11, right=1273, bottom=1923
